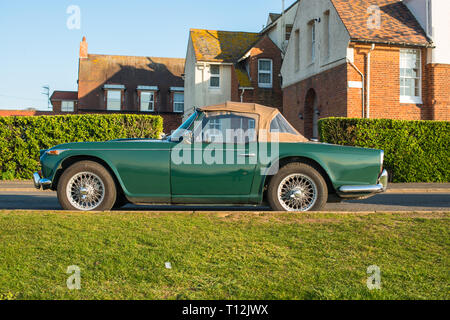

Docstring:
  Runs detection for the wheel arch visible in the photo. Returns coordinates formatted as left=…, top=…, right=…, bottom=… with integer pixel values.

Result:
left=51, top=155, right=125, bottom=197
left=261, top=156, right=336, bottom=199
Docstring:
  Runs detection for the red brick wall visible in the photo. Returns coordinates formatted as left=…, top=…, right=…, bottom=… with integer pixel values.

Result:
left=283, top=63, right=348, bottom=137
left=425, top=63, right=450, bottom=121
left=283, top=43, right=449, bottom=134
left=349, top=44, right=433, bottom=120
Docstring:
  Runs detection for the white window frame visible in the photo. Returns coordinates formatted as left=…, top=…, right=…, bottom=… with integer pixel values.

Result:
left=173, top=92, right=184, bottom=113
left=209, top=65, right=220, bottom=88
left=106, top=89, right=122, bottom=111
left=140, top=91, right=155, bottom=112
left=400, top=49, right=422, bottom=104
left=258, top=59, right=273, bottom=88
left=61, top=100, right=74, bottom=112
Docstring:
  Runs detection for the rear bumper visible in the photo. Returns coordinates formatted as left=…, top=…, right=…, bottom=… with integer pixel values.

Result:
left=33, top=172, right=52, bottom=190
left=338, top=170, right=388, bottom=199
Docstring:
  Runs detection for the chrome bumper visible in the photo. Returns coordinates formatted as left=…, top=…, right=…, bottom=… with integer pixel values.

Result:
left=338, top=170, right=388, bottom=198
left=33, top=172, right=52, bottom=190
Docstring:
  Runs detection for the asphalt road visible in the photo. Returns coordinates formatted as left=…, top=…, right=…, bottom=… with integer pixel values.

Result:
left=0, top=190, right=448, bottom=212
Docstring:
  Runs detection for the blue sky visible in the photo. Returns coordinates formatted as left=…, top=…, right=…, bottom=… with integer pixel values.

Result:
left=0, top=0, right=296, bottom=110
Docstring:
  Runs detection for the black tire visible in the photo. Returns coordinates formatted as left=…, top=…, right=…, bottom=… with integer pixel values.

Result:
left=113, top=192, right=129, bottom=209
left=267, top=162, right=328, bottom=212
left=57, top=161, right=117, bottom=211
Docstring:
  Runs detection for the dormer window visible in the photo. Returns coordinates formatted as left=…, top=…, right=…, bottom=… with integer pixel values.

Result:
left=137, top=86, right=158, bottom=112
left=104, top=84, right=125, bottom=111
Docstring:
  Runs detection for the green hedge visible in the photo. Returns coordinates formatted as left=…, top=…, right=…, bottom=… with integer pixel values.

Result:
left=318, top=118, right=450, bottom=183
left=0, top=114, right=163, bottom=180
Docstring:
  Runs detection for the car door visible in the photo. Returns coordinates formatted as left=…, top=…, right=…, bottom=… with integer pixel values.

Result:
left=170, top=112, right=258, bottom=204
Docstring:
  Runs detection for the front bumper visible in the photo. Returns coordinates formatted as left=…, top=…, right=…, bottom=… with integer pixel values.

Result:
left=338, top=169, right=388, bottom=198
left=33, top=172, right=52, bottom=190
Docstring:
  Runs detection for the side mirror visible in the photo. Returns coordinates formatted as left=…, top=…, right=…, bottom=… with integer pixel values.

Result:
left=172, top=130, right=193, bottom=143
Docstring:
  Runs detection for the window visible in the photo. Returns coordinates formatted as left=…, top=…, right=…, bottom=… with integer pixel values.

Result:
left=323, top=11, right=330, bottom=58
left=210, top=65, right=220, bottom=88
left=400, top=49, right=422, bottom=104
left=140, top=91, right=155, bottom=112
left=270, top=114, right=299, bottom=135
left=309, top=21, right=316, bottom=63
left=173, top=92, right=184, bottom=113
left=285, top=24, right=293, bottom=41
left=61, top=101, right=74, bottom=112
left=258, top=59, right=273, bottom=88
left=106, top=90, right=122, bottom=110
left=201, top=114, right=257, bottom=143
left=294, top=29, right=300, bottom=71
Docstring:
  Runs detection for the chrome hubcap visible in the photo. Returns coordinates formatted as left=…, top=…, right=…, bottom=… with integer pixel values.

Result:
left=66, top=172, right=105, bottom=211
left=277, top=173, right=317, bottom=211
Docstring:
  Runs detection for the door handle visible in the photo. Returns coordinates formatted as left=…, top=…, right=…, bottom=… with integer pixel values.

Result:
left=239, top=153, right=256, bottom=157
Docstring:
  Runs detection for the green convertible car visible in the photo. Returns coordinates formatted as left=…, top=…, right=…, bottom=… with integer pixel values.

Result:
left=33, top=102, right=388, bottom=212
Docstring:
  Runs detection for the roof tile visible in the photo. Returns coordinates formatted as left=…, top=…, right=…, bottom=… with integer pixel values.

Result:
left=190, top=29, right=261, bottom=63
left=331, top=0, right=430, bottom=46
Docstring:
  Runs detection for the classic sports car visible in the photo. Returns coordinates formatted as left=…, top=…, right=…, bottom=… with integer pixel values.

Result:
left=33, top=102, right=388, bottom=212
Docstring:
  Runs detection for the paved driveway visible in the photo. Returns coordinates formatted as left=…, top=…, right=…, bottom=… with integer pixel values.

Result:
left=0, top=189, right=448, bottom=212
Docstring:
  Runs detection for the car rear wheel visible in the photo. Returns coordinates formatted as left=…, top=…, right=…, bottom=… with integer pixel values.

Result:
left=268, top=163, right=327, bottom=212
left=57, top=161, right=116, bottom=211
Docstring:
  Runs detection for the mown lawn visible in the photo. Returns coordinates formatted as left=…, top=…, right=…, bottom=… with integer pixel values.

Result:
left=0, top=210, right=448, bottom=300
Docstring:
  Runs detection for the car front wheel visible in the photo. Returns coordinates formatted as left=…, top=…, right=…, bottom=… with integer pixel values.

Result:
left=57, top=161, right=117, bottom=211
left=268, top=163, right=328, bottom=212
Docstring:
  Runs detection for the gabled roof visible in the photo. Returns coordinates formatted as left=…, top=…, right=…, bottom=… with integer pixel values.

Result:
left=269, top=13, right=282, bottom=23
left=331, top=0, right=430, bottom=46
left=50, top=91, right=78, bottom=101
left=190, top=29, right=260, bottom=63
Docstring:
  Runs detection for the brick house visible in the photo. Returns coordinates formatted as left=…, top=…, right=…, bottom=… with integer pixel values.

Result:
left=281, top=0, right=449, bottom=139
left=184, top=29, right=283, bottom=120
left=50, top=91, right=78, bottom=113
left=77, top=37, right=185, bottom=133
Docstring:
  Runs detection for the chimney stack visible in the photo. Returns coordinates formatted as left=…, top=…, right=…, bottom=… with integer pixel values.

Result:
left=79, top=36, right=88, bottom=59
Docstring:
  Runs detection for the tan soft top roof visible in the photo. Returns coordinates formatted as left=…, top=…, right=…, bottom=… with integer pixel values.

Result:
left=198, top=101, right=308, bottom=142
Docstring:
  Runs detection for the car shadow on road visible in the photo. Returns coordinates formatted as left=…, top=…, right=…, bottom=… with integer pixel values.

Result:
left=345, top=194, right=450, bottom=208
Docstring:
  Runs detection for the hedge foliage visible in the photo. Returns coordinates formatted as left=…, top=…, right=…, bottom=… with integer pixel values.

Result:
left=318, top=117, right=450, bottom=183
left=0, top=114, right=163, bottom=180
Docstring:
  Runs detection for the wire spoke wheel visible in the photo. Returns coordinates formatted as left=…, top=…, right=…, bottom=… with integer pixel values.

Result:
left=277, top=173, right=318, bottom=211
left=66, top=172, right=105, bottom=211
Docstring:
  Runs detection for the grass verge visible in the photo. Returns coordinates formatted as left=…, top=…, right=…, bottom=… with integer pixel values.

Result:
left=0, top=211, right=448, bottom=300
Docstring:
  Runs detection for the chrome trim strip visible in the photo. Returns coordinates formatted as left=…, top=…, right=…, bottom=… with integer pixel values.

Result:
left=339, top=170, right=388, bottom=194
left=339, top=184, right=384, bottom=193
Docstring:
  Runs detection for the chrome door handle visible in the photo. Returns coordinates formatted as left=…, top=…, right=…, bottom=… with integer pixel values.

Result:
left=239, top=153, right=256, bottom=157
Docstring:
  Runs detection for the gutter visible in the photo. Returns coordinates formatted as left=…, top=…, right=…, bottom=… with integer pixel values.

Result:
left=351, top=38, right=434, bottom=48
left=366, top=44, right=376, bottom=119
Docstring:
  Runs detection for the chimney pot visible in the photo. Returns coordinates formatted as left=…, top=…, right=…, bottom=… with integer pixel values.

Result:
left=80, top=36, right=88, bottom=59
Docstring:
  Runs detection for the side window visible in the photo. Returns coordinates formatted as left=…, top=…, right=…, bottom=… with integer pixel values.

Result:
left=201, top=114, right=257, bottom=143
left=270, top=114, right=299, bottom=135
